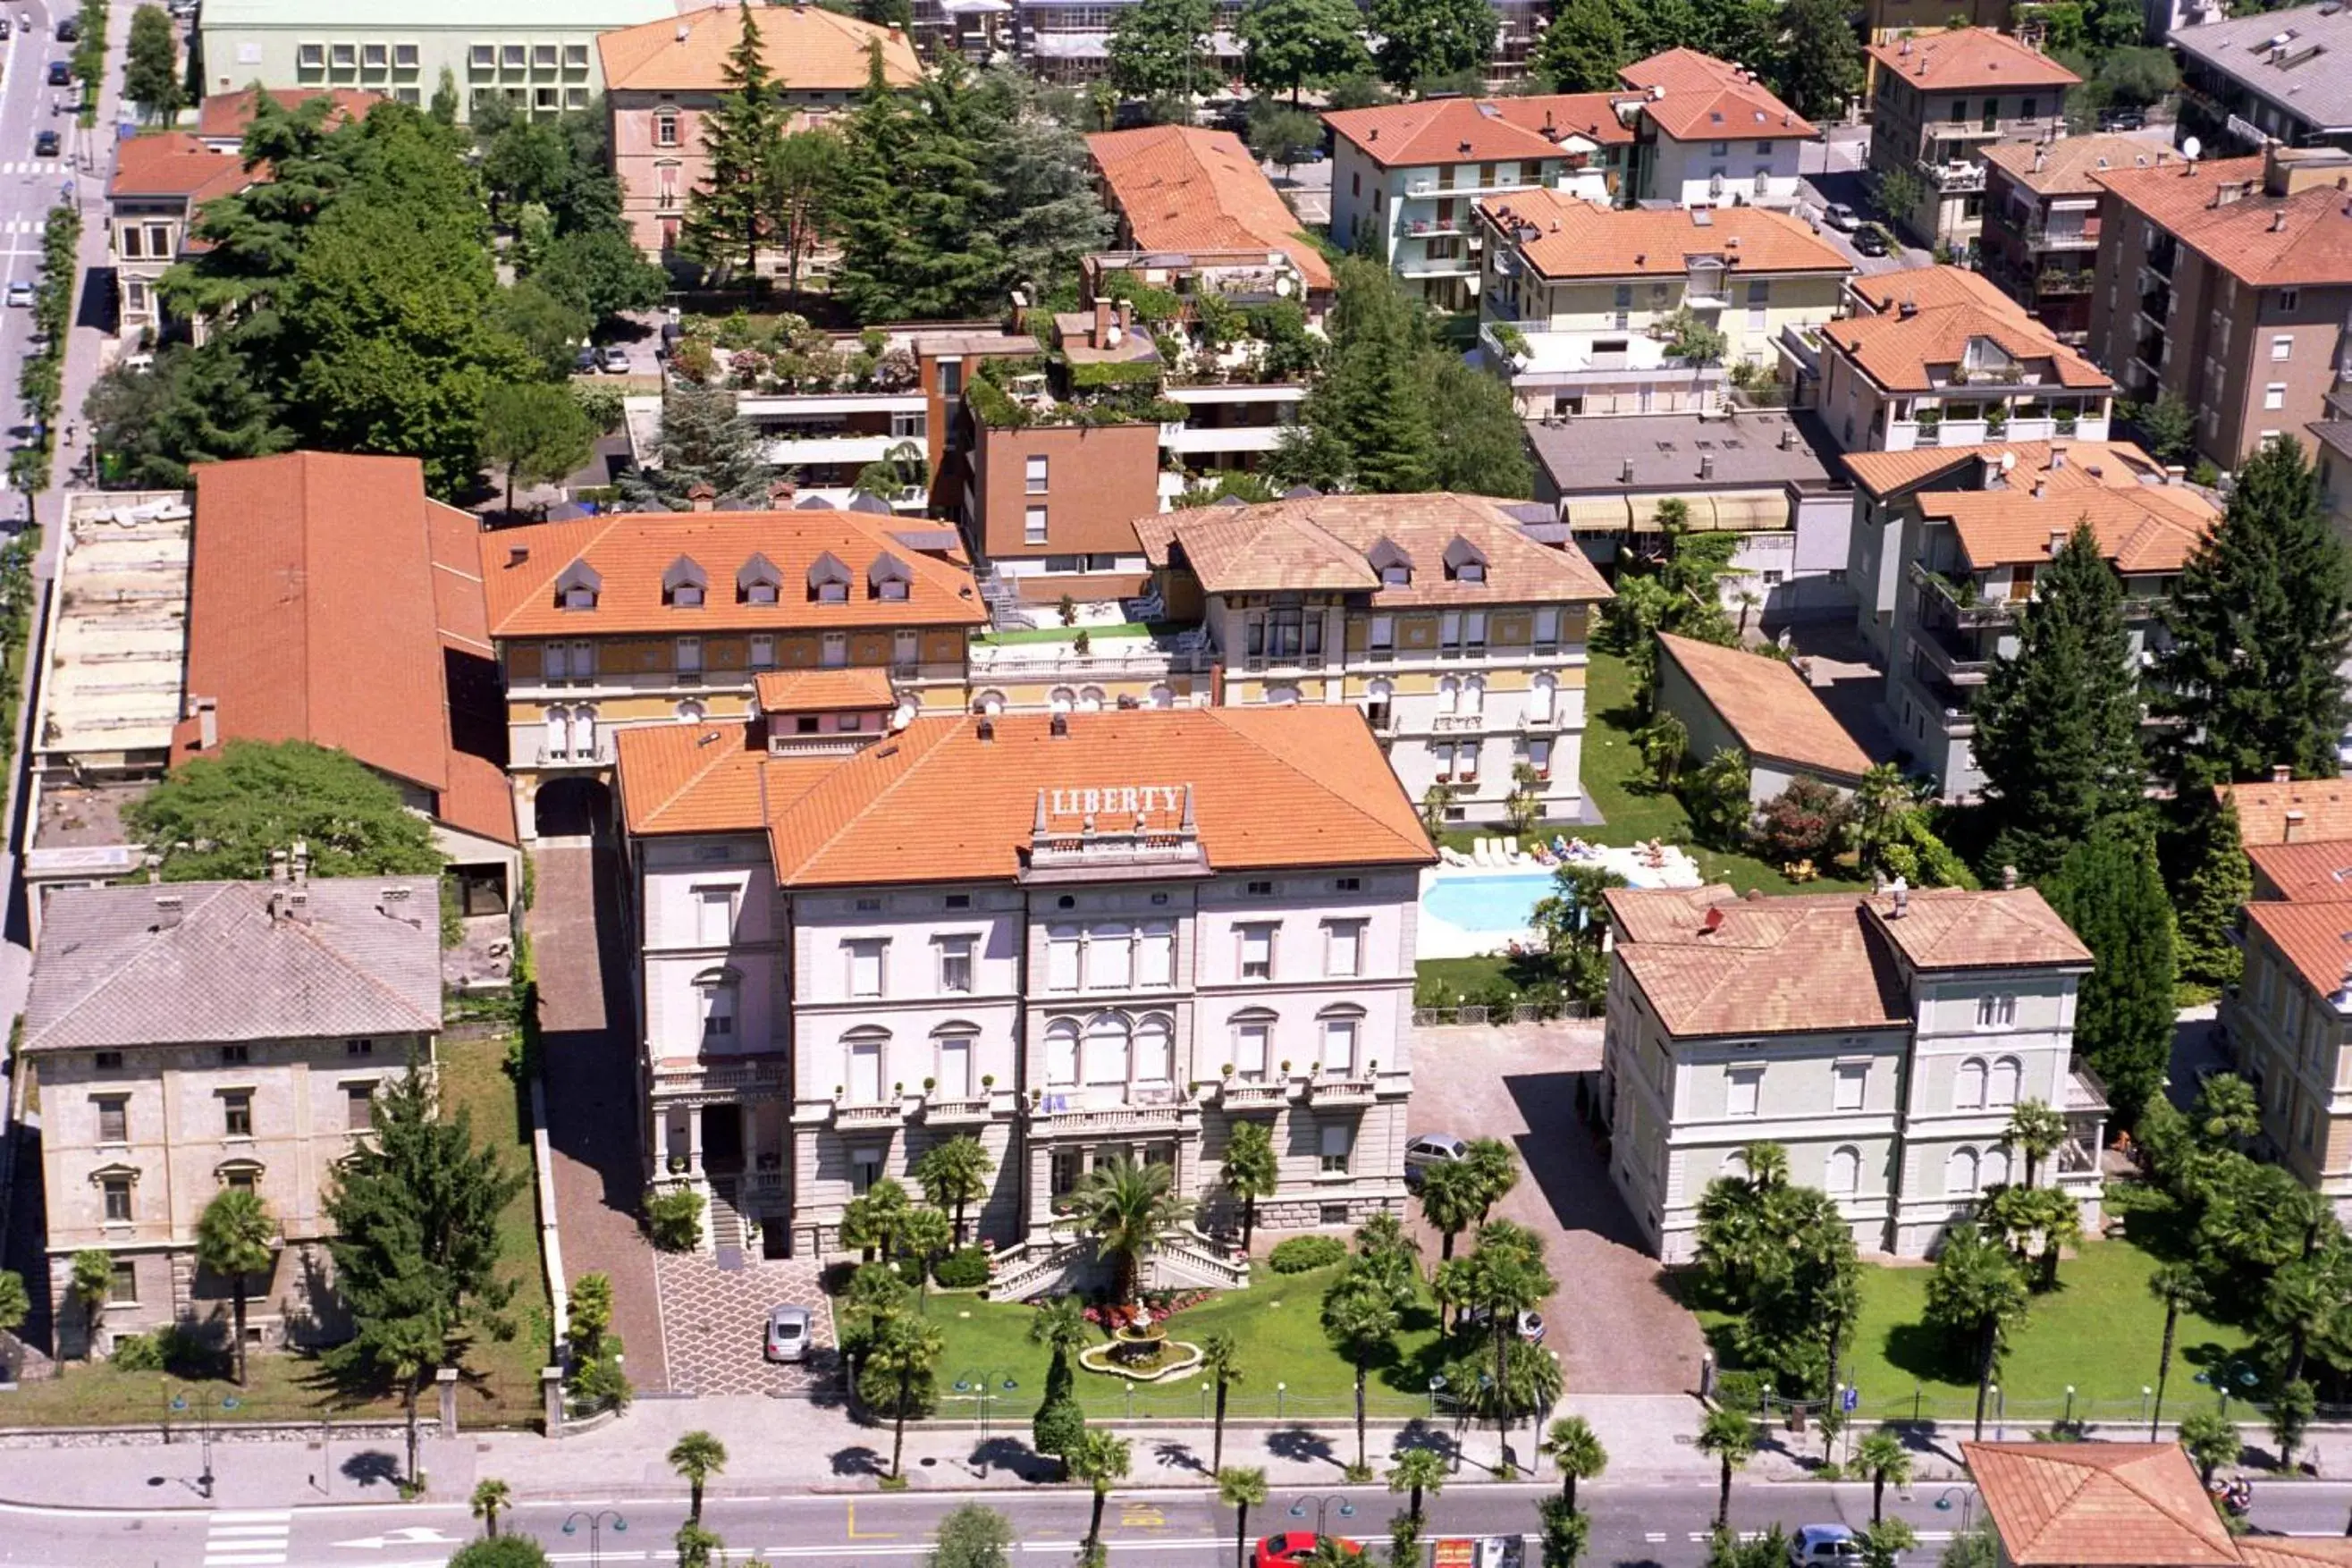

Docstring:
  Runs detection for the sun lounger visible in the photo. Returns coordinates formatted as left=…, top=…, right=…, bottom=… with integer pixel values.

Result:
left=1504, top=836, right=1522, bottom=864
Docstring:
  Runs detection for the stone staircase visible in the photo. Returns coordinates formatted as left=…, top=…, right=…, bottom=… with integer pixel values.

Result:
left=706, top=1178, right=745, bottom=1254
left=986, top=1226, right=1250, bottom=1298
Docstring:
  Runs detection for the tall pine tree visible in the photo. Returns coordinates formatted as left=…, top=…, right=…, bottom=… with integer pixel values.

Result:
left=1970, top=519, right=2145, bottom=881
left=2042, top=830, right=2178, bottom=1128
left=2169, top=790, right=2252, bottom=989
left=830, top=49, right=1006, bottom=321
left=2154, top=438, right=2352, bottom=791
left=1272, top=257, right=1436, bottom=493
left=679, top=5, right=783, bottom=283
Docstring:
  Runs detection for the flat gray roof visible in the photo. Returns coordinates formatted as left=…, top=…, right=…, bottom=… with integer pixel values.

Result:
left=202, top=0, right=676, bottom=27
left=2172, top=4, right=2352, bottom=134
left=1527, top=410, right=1843, bottom=497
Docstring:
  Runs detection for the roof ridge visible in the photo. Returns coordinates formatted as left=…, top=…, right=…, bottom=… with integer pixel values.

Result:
left=24, top=884, right=244, bottom=1050
left=282, top=889, right=444, bottom=1033
left=771, top=718, right=963, bottom=880
left=1200, top=708, right=1430, bottom=864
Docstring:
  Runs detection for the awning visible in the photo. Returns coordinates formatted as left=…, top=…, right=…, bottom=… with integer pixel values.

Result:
left=1706, top=491, right=1791, bottom=533
left=1564, top=497, right=1631, bottom=532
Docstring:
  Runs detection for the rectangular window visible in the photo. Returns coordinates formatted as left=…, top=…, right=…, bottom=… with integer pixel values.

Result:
left=676, top=636, right=702, bottom=677
left=393, top=42, right=419, bottom=68
left=469, top=43, right=495, bottom=70
left=749, top=634, right=774, bottom=670
left=1533, top=606, right=1562, bottom=650
left=223, top=1092, right=253, bottom=1138
left=893, top=629, right=919, bottom=668
left=1726, top=1067, right=1763, bottom=1118
left=850, top=1146, right=884, bottom=1193
left=1368, top=614, right=1394, bottom=655
left=119, top=226, right=142, bottom=259
left=1322, top=1015, right=1359, bottom=1075
left=821, top=632, right=847, bottom=668
left=1048, top=926, right=1080, bottom=991
left=1528, top=736, right=1553, bottom=776
left=1087, top=925, right=1134, bottom=990
left=890, top=409, right=926, bottom=441
left=938, top=1035, right=974, bottom=1098
left=102, top=1178, right=132, bottom=1222
left=532, top=43, right=558, bottom=68
left=939, top=359, right=963, bottom=398
left=1139, top=922, right=1175, bottom=987
left=345, top=1082, right=375, bottom=1132
left=1047, top=1024, right=1078, bottom=1085
left=1834, top=1064, right=1867, bottom=1112
left=1235, top=1017, right=1270, bottom=1078
left=361, top=42, right=387, bottom=69
left=564, top=43, right=589, bottom=68
left=298, top=41, right=325, bottom=69
left=695, top=886, right=733, bottom=947
left=1976, top=994, right=2017, bottom=1028
left=1024, top=506, right=1049, bottom=545
left=1025, top=454, right=1049, bottom=493
left=95, top=1098, right=126, bottom=1143
left=2274, top=334, right=2294, bottom=361
left=1325, top=919, right=1363, bottom=978
left=109, top=1259, right=137, bottom=1300
left=847, top=939, right=886, bottom=999
left=654, top=111, right=679, bottom=148
left=1238, top=923, right=1275, bottom=981
left=219, top=1045, right=249, bottom=1066
left=2266, top=383, right=2288, bottom=410
left=939, top=936, right=974, bottom=994
left=502, top=44, right=527, bottom=69
left=2281, top=289, right=2300, bottom=311
left=1319, top=1121, right=1353, bottom=1173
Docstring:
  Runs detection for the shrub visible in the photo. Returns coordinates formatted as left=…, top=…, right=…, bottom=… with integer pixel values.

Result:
left=1753, top=778, right=1854, bottom=866
left=112, top=1331, right=166, bottom=1371
left=933, top=1246, right=991, bottom=1289
left=569, top=1350, right=631, bottom=1413
left=645, top=1188, right=704, bottom=1252
left=1268, top=1235, right=1347, bottom=1273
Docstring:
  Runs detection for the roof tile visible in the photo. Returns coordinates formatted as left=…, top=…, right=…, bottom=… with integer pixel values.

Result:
left=1088, top=126, right=1333, bottom=292
left=2095, top=155, right=2352, bottom=288
left=1477, top=187, right=1850, bottom=280
left=1657, top=632, right=1873, bottom=780
left=1865, top=28, right=2082, bottom=90
left=1322, top=94, right=1635, bottom=169
left=1964, top=1442, right=2241, bottom=1568
left=596, top=2, right=919, bottom=93
left=1619, top=49, right=1815, bottom=141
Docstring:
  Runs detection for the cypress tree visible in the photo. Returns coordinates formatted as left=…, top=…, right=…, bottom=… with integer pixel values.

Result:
left=1289, top=257, right=1436, bottom=493
left=830, top=50, right=1006, bottom=321
left=679, top=5, right=782, bottom=283
left=2041, top=830, right=2177, bottom=1128
left=2154, top=438, right=2352, bottom=791
left=1970, top=519, right=2145, bottom=881
left=2169, top=791, right=2252, bottom=989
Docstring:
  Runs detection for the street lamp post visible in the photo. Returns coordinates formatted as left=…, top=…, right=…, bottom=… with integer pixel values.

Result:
left=561, top=1510, right=628, bottom=1568
left=1287, top=1493, right=1358, bottom=1540
left=176, top=1392, right=239, bottom=1499
left=950, top=1370, right=1019, bottom=1471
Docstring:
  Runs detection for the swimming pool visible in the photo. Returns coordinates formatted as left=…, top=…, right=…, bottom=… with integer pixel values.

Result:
left=1420, top=872, right=1559, bottom=938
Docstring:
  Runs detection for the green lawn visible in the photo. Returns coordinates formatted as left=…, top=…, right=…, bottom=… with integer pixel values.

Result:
left=0, top=1033, right=550, bottom=1429
left=917, top=1263, right=1457, bottom=1421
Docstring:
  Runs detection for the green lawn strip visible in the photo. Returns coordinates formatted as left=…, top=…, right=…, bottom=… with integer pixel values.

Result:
left=1706, top=1238, right=2248, bottom=1426
left=921, top=1263, right=1451, bottom=1420
left=0, top=1035, right=548, bottom=1429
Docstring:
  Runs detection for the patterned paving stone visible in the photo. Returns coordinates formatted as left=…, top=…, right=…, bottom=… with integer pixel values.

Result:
left=653, top=1251, right=840, bottom=1396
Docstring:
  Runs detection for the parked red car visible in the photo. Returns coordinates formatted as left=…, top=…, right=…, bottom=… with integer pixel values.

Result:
left=1256, top=1535, right=1363, bottom=1567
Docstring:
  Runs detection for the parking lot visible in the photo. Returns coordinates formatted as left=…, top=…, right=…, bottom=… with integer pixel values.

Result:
left=653, top=1249, right=841, bottom=1397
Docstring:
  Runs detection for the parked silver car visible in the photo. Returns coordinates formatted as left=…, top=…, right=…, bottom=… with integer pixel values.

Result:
left=1403, top=1133, right=1469, bottom=1188
left=764, top=1303, right=813, bottom=1363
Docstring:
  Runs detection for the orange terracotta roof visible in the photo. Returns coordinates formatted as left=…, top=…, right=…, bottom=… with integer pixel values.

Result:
left=2246, top=840, right=2352, bottom=901
left=2222, top=779, right=2352, bottom=845
left=427, top=502, right=493, bottom=658
left=1619, top=49, right=1815, bottom=142
left=1604, top=885, right=1915, bottom=1036
left=193, top=88, right=380, bottom=143
left=1133, top=492, right=1612, bottom=606
left=1088, top=126, right=1334, bottom=293
left=761, top=708, right=1432, bottom=888
left=616, top=721, right=784, bottom=837
left=1867, top=887, right=2089, bottom=970
left=1656, top=633, right=1873, bottom=781
left=2247, top=898, right=2352, bottom=997
left=2094, top=156, right=2352, bottom=288
left=108, top=131, right=248, bottom=202
left=1321, top=94, right=1634, bottom=169
left=597, top=3, right=919, bottom=93
left=1980, top=133, right=2162, bottom=198
left=181, top=452, right=516, bottom=847
left=1820, top=302, right=2112, bottom=392
left=478, top=510, right=986, bottom=639
left=1850, top=263, right=2030, bottom=321
left=1844, top=439, right=2171, bottom=499
left=2237, top=1539, right=2352, bottom=1568
left=1866, top=29, right=2081, bottom=91
left=754, top=667, right=896, bottom=712
left=1965, top=1442, right=2238, bottom=1568
left=1919, top=481, right=2219, bottom=572
left=1477, top=187, right=1850, bottom=280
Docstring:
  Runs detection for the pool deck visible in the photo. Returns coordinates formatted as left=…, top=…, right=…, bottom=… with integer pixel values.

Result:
left=1417, top=846, right=1704, bottom=960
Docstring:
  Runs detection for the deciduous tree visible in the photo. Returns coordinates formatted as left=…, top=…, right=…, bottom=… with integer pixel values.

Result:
left=128, top=740, right=444, bottom=881
left=484, top=382, right=594, bottom=517
left=1109, top=0, right=1218, bottom=100
left=1239, top=0, right=1370, bottom=103
left=1774, top=0, right=1862, bottom=121
left=125, top=5, right=185, bottom=125
left=1367, top=0, right=1497, bottom=86
left=1534, top=0, right=1628, bottom=90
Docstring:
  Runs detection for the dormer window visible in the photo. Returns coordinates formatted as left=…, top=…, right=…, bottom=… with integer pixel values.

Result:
left=1368, top=536, right=1413, bottom=587
left=737, top=552, right=781, bottom=605
left=1442, top=535, right=1488, bottom=583
left=662, top=554, right=707, bottom=609
left=869, top=552, right=912, bottom=602
left=807, top=551, right=853, bottom=603
left=554, top=559, right=601, bottom=611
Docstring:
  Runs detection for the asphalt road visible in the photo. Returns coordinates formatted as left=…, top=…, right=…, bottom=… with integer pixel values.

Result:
left=7, top=1478, right=2352, bottom=1568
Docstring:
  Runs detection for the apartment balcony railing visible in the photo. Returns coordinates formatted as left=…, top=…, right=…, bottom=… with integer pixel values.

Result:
left=1214, top=1076, right=1292, bottom=1110
left=2034, top=268, right=2094, bottom=296
left=650, top=1056, right=790, bottom=1097
left=1918, top=158, right=1986, bottom=192
left=919, top=1093, right=999, bottom=1125
left=833, top=1098, right=907, bottom=1128
left=1908, top=561, right=2019, bottom=628
left=2025, top=221, right=2097, bottom=252
left=1305, top=1075, right=1380, bottom=1107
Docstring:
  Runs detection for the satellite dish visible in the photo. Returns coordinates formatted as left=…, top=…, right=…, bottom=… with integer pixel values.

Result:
left=1275, top=276, right=1294, bottom=296
left=2000, top=452, right=2017, bottom=472
left=2182, top=135, right=2203, bottom=161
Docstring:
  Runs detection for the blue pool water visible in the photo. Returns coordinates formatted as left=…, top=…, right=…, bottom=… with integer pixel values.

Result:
left=1421, top=872, right=1557, bottom=937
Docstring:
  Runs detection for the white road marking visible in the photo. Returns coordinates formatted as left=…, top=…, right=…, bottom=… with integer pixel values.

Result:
left=1646, top=1532, right=1670, bottom=1542
left=207, top=1509, right=291, bottom=1567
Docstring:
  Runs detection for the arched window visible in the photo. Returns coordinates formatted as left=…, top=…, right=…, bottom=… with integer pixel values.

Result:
left=1463, top=676, right=1485, bottom=716
left=843, top=1027, right=887, bottom=1102
left=1437, top=678, right=1459, bottom=716
left=1983, top=1146, right=2011, bottom=1189
left=1955, top=1058, right=1987, bottom=1111
left=568, top=706, right=597, bottom=759
left=1826, top=1146, right=1860, bottom=1195
left=1147, top=684, right=1174, bottom=709
left=544, top=706, right=568, bottom=760
left=1049, top=687, right=1075, bottom=714
left=1134, top=1014, right=1174, bottom=1085
left=1229, top=1009, right=1276, bottom=1080
left=1989, top=1056, right=2022, bottom=1109
left=695, top=967, right=738, bottom=1040
left=1318, top=1007, right=1364, bottom=1075
left=1044, top=1017, right=1080, bottom=1086
left=676, top=699, right=705, bottom=723
left=1947, top=1146, right=1980, bottom=1197
left=894, top=698, right=916, bottom=729
left=1263, top=685, right=1300, bottom=706
left=1528, top=674, right=1556, bottom=725
left=1083, top=1011, right=1132, bottom=1087
left=1078, top=687, right=1106, bottom=712
left=975, top=690, right=1006, bottom=715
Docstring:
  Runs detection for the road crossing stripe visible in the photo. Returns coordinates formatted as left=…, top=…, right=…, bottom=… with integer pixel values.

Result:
left=211, top=1513, right=293, bottom=1522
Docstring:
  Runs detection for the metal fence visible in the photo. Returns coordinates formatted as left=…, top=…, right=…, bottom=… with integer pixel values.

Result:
left=932, top=1384, right=1480, bottom=1426
left=1412, top=1002, right=1592, bottom=1028
left=1749, top=1384, right=2285, bottom=1440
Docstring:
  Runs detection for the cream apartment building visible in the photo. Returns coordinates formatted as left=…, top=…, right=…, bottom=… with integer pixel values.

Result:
left=2221, top=892, right=2352, bottom=1214
left=1130, top=493, right=1614, bottom=828
left=105, top=133, right=248, bottom=345
left=1602, top=882, right=2102, bottom=1260
left=1618, top=49, right=1816, bottom=213
left=24, top=873, right=440, bottom=1355
left=1864, top=30, right=2081, bottom=253
left=612, top=705, right=1431, bottom=1286
left=1474, top=189, right=1850, bottom=418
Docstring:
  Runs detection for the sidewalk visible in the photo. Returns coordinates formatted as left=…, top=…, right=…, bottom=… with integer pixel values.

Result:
left=0, top=1394, right=1718, bottom=1511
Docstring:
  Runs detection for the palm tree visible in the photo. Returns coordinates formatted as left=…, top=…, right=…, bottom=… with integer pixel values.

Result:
left=2178, top=1408, right=2241, bottom=1487
left=667, top=1430, right=728, bottom=1523
left=1542, top=1415, right=1607, bottom=1513
left=898, top=1206, right=954, bottom=1306
left=1217, top=1465, right=1268, bottom=1568
left=1068, top=1429, right=1132, bottom=1563
left=1922, top=1224, right=2029, bottom=1441
left=1463, top=1138, right=1521, bottom=1225
left=841, top=1177, right=915, bottom=1263
left=194, top=1187, right=277, bottom=1387
left=1201, top=1329, right=1244, bottom=1476
left=867, top=1311, right=945, bottom=1480
left=1321, top=1274, right=1402, bottom=1475
left=911, top=1134, right=992, bottom=1247
left=469, top=1478, right=511, bottom=1538
left=1221, top=1121, right=1279, bottom=1257
left=1462, top=1223, right=1556, bottom=1468
left=1852, top=1430, right=1911, bottom=1524
left=1295, top=1540, right=1362, bottom=1568
left=1058, top=1157, right=1191, bottom=1302
left=2147, top=1262, right=2208, bottom=1440
left=1417, top=1160, right=1482, bottom=1265
left=68, top=1249, right=113, bottom=1361
left=1732, top=588, right=1763, bottom=636
left=1695, top=1406, right=1755, bottom=1529
left=2261, top=1255, right=2346, bottom=1387
left=1390, top=1447, right=1447, bottom=1530
left=1998, top=1100, right=2068, bottom=1186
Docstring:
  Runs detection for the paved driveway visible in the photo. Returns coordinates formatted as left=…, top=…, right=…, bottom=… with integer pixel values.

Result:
left=1404, top=1021, right=1707, bottom=1395
left=654, top=1252, right=839, bottom=1396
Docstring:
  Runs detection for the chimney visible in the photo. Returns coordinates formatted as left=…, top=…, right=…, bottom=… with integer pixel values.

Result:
left=2286, top=807, right=2308, bottom=843
left=768, top=477, right=797, bottom=507
left=2002, top=864, right=2018, bottom=890
left=976, top=716, right=995, bottom=744
left=1701, top=906, right=1725, bottom=934
left=1898, top=298, right=1918, bottom=319
left=2047, top=528, right=2064, bottom=555
left=506, top=544, right=530, bottom=569
left=2048, top=443, right=2067, bottom=469
left=674, top=21, right=688, bottom=42
left=291, top=839, right=309, bottom=888
left=1889, top=875, right=1909, bottom=917
left=2273, top=209, right=2290, bottom=232
left=143, top=853, right=160, bottom=886
left=1092, top=296, right=1113, bottom=342
left=285, top=889, right=310, bottom=924
left=269, top=848, right=289, bottom=883
left=1778, top=424, right=1795, bottom=451
left=154, top=893, right=183, bottom=931
left=2032, top=479, right=2045, bottom=499
left=1116, top=299, right=1134, bottom=335
left=687, top=482, right=717, bottom=513
left=1699, top=453, right=1716, bottom=480
left=1050, top=712, right=1069, bottom=738
left=1620, top=457, right=1635, bottom=483
left=2274, top=763, right=2294, bottom=784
